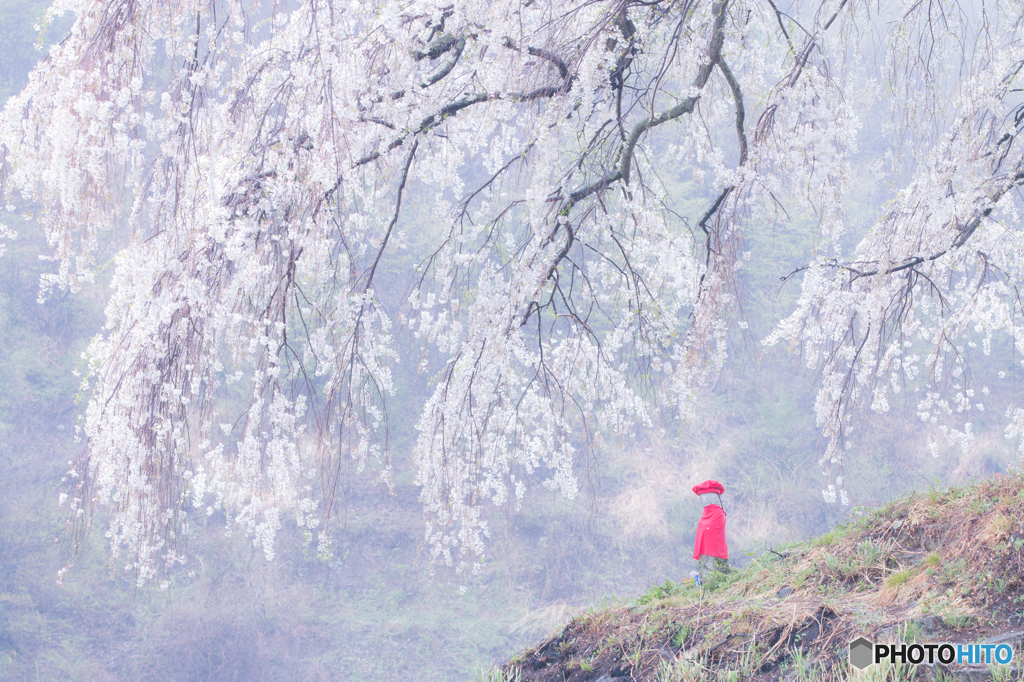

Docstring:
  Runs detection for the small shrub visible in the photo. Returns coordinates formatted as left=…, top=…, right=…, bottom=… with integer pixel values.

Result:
left=941, top=609, right=973, bottom=629
left=671, top=623, right=692, bottom=648
left=636, top=580, right=682, bottom=605
left=938, top=558, right=967, bottom=584
left=990, top=665, right=1014, bottom=682
left=785, top=647, right=817, bottom=681
left=822, top=553, right=859, bottom=582
left=885, top=569, right=913, bottom=589
left=738, top=639, right=765, bottom=675
left=900, top=620, right=923, bottom=643
left=654, top=655, right=706, bottom=682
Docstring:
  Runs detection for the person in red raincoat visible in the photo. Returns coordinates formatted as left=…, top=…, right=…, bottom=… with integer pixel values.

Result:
left=692, top=480, right=729, bottom=580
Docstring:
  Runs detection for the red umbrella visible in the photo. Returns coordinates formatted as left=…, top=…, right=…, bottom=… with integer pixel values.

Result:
left=692, top=479, right=727, bottom=560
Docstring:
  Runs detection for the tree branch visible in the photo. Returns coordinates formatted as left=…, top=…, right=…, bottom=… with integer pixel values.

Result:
left=620, top=0, right=728, bottom=184
left=718, top=57, right=747, bottom=165
left=503, top=37, right=571, bottom=80
left=363, top=138, right=419, bottom=291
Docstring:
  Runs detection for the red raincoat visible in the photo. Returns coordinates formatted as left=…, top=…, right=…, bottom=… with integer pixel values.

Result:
left=692, top=480, right=728, bottom=560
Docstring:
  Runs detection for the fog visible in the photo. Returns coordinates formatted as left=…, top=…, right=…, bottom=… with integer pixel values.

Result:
left=1, top=1, right=1021, bottom=679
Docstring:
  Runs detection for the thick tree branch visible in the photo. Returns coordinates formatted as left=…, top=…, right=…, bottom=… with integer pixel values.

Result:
left=503, top=37, right=571, bottom=80
left=425, top=36, right=467, bottom=87
left=619, top=0, right=728, bottom=184
left=412, top=33, right=459, bottom=61
left=718, top=57, right=747, bottom=165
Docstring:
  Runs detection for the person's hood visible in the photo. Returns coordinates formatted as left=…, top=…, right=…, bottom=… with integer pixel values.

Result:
left=692, top=480, right=725, bottom=496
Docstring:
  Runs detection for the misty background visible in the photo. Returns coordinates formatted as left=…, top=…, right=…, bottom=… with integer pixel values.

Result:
left=1, top=1, right=1021, bottom=679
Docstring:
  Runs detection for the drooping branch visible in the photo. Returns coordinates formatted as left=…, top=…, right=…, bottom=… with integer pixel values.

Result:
left=619, top=1, right=728, bottom=184
left=698, top=187, right=732, bottom=258
left=363, top=138, right=419, bottom=291
left=513, top=2, right=733, bottom=340
left=796, top=168, right=1024, bottom=282
left=354, top=56, right=571, bottom=168
left=822, top=0, right=850, bottom=31
left=718, top=57, right=747, bottom=166
left=765, top=0, right=795, bottom=52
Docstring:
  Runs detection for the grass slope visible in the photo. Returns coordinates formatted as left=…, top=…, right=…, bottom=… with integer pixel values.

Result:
left=488, top=471, right=1024, bottom=681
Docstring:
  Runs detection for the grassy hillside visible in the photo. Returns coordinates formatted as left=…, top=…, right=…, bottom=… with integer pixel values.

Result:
left=489, top=470, right=1024, bottom=681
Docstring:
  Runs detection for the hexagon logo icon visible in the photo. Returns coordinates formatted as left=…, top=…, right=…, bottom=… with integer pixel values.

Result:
left=849, top=637, right=874, bottom=670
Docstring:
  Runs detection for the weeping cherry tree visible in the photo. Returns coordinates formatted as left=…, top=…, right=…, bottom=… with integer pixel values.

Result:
left=2, top=0, right=1024, bottom=582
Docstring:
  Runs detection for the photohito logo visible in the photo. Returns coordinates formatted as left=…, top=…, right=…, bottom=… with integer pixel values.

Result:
left=848, top=637, right=1015, bottom=669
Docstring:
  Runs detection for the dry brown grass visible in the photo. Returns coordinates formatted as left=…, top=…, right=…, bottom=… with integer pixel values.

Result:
left=980, top=511, right=1014, bottom=546
left=604, top=433, right=701, bottom=540
left=509, top=600, right=578, bottom=637
left=604, top=432, right=789, bottom=548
